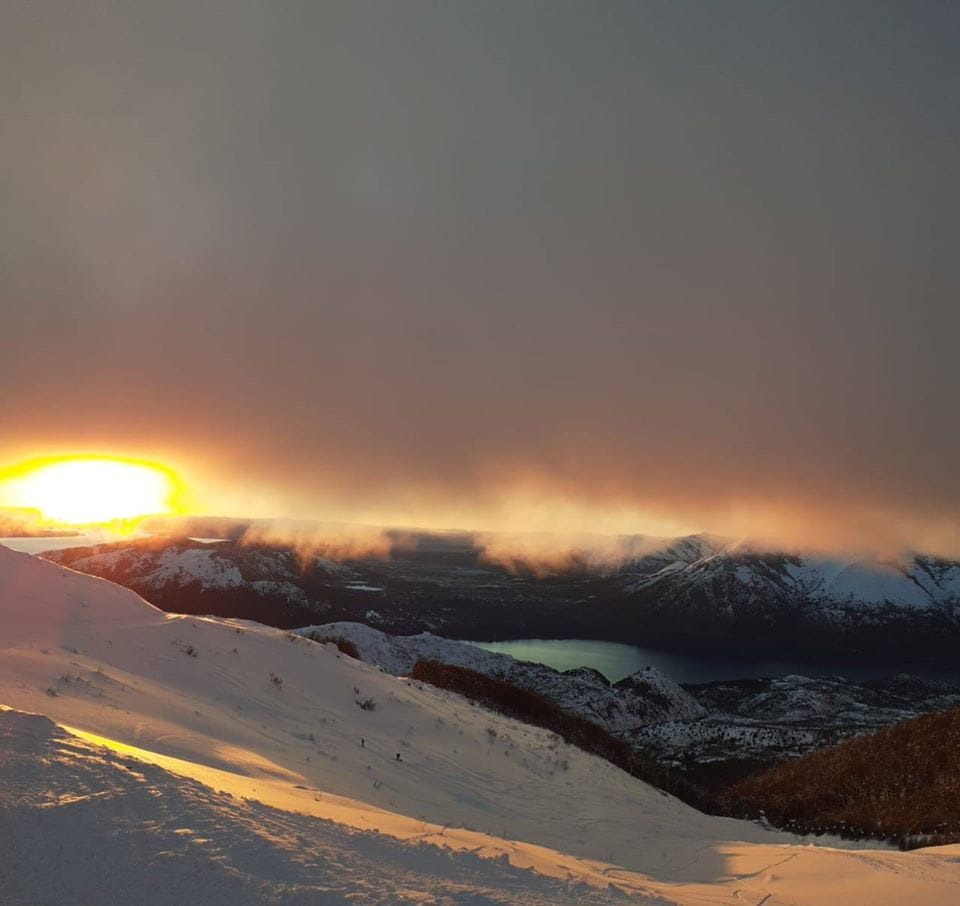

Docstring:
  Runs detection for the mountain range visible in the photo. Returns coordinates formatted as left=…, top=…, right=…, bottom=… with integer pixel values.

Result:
left=42, top=531, right=960, bottom=664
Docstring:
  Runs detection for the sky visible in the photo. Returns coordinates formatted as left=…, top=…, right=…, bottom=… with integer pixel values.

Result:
left=2, top=1, right=958, bottom=554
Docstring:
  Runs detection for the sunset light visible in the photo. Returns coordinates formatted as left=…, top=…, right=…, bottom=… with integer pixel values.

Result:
left=0, top=457, right=182, bottom=525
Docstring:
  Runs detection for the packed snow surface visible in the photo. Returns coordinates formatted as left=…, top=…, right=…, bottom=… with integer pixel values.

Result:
left=3, top=544, right=960, bottom=904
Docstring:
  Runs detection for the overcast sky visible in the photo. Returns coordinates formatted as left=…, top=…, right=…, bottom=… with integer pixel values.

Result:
left=2, top=1, right=958, bottom=552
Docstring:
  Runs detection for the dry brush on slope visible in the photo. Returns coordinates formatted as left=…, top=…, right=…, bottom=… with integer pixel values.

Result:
left=300, top=632, right=361, bottom=659
left=723, top=705, right=960, bottom=847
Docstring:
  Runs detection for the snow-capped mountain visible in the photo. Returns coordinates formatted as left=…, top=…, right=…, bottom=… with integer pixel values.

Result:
left=40, top=532, right=960, bottom=663
left=43, top=538, right=334, bottom=626
left=622, top=541, right=960, bottom=611
left=613, top=542, right=960, bottom=662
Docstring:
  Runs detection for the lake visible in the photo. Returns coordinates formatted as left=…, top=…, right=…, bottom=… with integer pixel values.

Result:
left=467, top=637, right=960, bottom=685
left=0, top=529, right=164, bottom=555
left=0, top=532, right=228, bottom=556
left=0, top=532, right=124, bottom=555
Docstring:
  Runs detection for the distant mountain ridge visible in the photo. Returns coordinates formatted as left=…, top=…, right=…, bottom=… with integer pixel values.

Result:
left=38, top=531, right=960, bottom=663
left=622, top=536, right=960, bottom=610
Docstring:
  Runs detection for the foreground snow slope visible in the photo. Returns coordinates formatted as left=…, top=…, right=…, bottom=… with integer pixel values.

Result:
left=0, top=710, right=625, bottom=905
left=3, top=545, right=960, bottom=904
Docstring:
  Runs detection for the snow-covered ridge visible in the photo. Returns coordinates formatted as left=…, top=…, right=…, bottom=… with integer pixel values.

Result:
left=50, top=543, right=297, bottom=592
left=623, top=543, right=960, bottom=611
left=42, top=540, right=334, bottom=619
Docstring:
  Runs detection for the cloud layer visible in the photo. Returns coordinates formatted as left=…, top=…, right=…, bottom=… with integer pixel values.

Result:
left=2, top=2, right=958, bottom=554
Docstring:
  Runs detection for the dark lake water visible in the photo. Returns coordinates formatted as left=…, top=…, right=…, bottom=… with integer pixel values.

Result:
left=468, top=638, right=960, bottom=686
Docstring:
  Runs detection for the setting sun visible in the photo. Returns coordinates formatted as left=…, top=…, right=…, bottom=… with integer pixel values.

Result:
left=0, top=456, right=182, bottom=525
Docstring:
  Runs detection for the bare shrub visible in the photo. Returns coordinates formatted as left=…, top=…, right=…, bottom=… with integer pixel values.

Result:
left=303, top=633, right=360, bottom=659
left=171, top=639, right=198, bottom=657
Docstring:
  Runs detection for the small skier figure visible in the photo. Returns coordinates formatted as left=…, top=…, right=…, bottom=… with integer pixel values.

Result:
left=395, top=752, right=402, bottom=762
left=361, top=738, right=365, bottom=748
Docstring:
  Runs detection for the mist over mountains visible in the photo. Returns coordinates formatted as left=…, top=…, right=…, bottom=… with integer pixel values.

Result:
left=44, top=524, right=960, bottom=666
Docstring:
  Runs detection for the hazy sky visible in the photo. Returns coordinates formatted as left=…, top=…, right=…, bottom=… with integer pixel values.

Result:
left=2, top=1, right=958, bottom=552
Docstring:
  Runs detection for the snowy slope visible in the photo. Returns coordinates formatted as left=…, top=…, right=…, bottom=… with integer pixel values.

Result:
left=4, top=544, right=960, bottom=904
left=0, top=710, right=623, bottom=906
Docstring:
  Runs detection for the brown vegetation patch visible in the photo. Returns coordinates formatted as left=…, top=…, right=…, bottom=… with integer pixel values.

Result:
left=724, top=706, right=960, bottom=847
left=302, top=633, right=361, bottom=659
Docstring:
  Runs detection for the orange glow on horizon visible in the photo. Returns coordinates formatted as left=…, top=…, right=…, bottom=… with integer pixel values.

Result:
left=0, top=455, right=185, bottom=526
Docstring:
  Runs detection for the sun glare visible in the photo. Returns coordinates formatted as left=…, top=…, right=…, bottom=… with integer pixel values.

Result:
left=0, top=456, right=182, bottom=525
